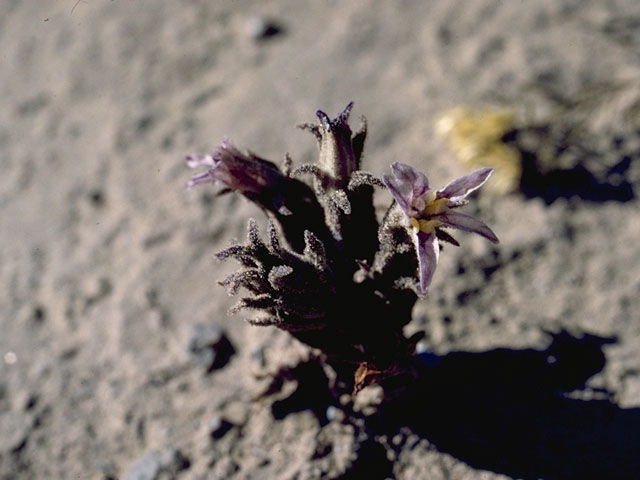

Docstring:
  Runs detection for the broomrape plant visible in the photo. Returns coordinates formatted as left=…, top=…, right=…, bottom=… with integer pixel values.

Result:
left=185, top=103, right=499, bottom=394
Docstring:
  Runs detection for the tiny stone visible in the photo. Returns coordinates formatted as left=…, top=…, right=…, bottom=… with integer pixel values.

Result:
left=223, top=400, right=249, bottom=426
left=277, top=205, right=292, bottom=216
left=245, top=16, right=266, bottom=38
left=326, top=405, right=339, bottom=422
left=187, top=324, right=235, bottom=372
left=3, top=352, right=17, bottom=365
left=125, top=447, right=190, bottom=480
left=188, top=324, right=222, bottom=352
left=250, top=345, right=265, bottom=368
left=244, top=16, right=282, bottom=40
left=208, top=415, right=233, bottom=440
left=326, top=405, right=347, bottom=423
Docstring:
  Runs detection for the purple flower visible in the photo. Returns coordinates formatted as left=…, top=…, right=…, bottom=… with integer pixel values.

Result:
left=185, top=138, right=283, bottom=194
left=382, top=163, right=499, bottom=295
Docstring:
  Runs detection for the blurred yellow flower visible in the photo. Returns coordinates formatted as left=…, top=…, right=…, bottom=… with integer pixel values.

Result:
left=435, top=107, right=522, bottom=195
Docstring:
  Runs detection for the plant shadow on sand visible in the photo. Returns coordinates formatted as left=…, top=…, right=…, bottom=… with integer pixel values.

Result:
left=519, top=151, right=635, bottom=204
left=271, top=331, right=640, bottom=479
left=359, top=330, right=640, bottom=480
left=504, top=126, right=636, bottom=204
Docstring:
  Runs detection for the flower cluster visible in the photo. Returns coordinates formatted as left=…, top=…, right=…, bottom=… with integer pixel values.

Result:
left=185, top=103, right=499, bottom=393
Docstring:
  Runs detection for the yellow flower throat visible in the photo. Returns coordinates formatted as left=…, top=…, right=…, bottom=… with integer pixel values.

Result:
left=410, top=191, right=449, bottom=234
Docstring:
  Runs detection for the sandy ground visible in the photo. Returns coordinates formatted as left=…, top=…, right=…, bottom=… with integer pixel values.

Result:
left=2, top=1, right=640, bottom=479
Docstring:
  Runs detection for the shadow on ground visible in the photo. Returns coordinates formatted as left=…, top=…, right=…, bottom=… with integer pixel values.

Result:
left=519, top=152, right=635, bottom=204
left=362, top=330, right=640, bottom=480
left=265, top=330, right=640, bottom=478
left=503, top=126, right=636, bottom=204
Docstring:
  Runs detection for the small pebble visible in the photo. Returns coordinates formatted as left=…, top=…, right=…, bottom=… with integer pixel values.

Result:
left=326, top=405, right=339, bottom=422
left=244, top=16, right=282, bottom=40
left=187, top=324, right=235, bottom=372
left=223, top=400, right=249, bottom=426
left=208, top=415, right=233, bottom=440
left=326, top=405, right=346, bottom=423
left=125, top=447, right=189, bottom=480
left=250, top=345, right=265, bottom=368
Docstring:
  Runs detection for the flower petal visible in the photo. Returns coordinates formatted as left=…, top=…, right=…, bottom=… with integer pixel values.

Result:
left=383, top=162, right=432, bottom=214
left=437, top=167, right=493, bottom=200
left=185, top=153, right=216, bottom=169
left=185, top=171, right=214, bottom=189
left=382, top=172, right=410, bottom=213
left=414, top=231, right=439, bottom=295
left=186, top=138, right=285, bottom=195
left=391, top=162, right=430, bottom=199
left=438, top=210, right=499, bottom=244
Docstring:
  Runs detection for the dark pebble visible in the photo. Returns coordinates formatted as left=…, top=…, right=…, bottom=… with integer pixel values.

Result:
left=187, top=324, right=235, bottom=372
left=208, top=415, right=234, bottom=440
